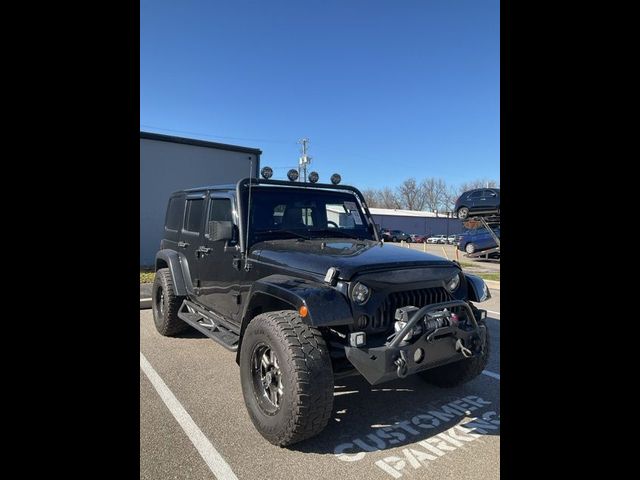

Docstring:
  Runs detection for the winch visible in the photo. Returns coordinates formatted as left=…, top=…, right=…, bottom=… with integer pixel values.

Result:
left=393, top=305, right=459, bottom=345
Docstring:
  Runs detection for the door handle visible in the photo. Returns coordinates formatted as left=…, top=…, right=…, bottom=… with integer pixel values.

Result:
left=177, top=241, right=189, bottom=248
left=196, top=246, right=212, bottom=255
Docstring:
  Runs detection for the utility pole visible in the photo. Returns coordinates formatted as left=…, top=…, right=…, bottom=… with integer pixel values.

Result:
left=298, top=138, right=311, bottom=182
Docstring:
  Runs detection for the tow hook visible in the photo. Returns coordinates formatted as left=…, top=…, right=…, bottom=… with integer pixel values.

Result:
left=455, top=338, right=473, bottom=358
left=395, top=350, right=409, bottom=378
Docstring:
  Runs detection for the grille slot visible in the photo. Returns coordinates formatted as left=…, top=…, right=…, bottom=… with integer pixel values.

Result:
left=362, top=287, right=453, bottom=333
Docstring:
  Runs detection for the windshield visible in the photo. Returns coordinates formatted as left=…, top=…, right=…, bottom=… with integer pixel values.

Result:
left=246, top=187, right=375, bottom=244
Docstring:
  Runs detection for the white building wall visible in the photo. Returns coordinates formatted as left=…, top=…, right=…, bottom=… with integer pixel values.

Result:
left=140, top=136, right=260, bottom=265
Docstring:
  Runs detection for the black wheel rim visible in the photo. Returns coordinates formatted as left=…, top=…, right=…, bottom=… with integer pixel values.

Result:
left=251, top=343, right=283, bottom=415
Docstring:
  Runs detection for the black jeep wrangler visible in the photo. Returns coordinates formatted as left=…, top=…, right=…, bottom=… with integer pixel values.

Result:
left=152, top=173, right=491, bottom=446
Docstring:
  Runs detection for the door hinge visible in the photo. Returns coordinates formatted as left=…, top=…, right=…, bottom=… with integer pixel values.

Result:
left=232, top=257, right=241, bottom=270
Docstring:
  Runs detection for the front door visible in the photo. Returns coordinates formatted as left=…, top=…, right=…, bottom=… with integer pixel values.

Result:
left=196, top=193, right=244, bottom=324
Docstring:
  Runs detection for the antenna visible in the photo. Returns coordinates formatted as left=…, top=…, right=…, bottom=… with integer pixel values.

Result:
left=298, top=138, right=311, bottom=182
left=244, top=160, right=253, bottom=271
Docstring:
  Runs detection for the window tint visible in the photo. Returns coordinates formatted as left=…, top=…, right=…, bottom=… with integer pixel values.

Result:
left=165, top=197, right=183, bottom=231
left=209, top=198, right=232, bottom=222
left=469, top=191, right=482, bottom=199
left=184, top=198, right=204, bottom=232
left=482, top=189, right=496, bottom=198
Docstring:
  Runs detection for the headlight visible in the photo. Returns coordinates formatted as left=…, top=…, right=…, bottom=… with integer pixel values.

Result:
left=446, top=273, right=461, bottom=292
left=351, top=282, right=371, bottom=304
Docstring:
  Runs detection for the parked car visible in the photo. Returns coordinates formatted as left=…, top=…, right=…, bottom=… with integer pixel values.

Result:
left=454, top=188, right=500, bottom=220
left=410, top=234, right=427, bottom=243
left=388, top=229, right=412, bottom=242
left=427, top=235, right=447, bottom=244
left=380, top=228, right=391, bottom=241
left=457, top=227, right=500, bottom=254
left=447, top=234, right=458, bottom=245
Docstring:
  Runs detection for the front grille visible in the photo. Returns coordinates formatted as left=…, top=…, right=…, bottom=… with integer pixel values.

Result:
left=358, top=287, right=453, bottom=333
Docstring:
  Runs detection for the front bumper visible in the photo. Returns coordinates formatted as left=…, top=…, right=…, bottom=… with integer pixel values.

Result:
left=344, top=300, right=487, bottom=385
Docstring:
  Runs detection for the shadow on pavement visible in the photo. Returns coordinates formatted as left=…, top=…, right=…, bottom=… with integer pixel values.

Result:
left=291, top=373, right=499, bottom=455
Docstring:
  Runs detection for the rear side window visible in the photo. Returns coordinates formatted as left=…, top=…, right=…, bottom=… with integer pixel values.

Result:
left=184, top=198, right=204, bottom=232
left=209, top=198, right=232, bottom=222
left=483, top=189, right=497, bottom=198
left=165, top=197, right=184, bottom=231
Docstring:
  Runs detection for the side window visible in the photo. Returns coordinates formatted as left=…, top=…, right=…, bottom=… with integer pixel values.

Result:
left=209, top=198, right=232, bottom=222
left=184, top=198, right=204, bottom=233
left=326, top=204, right=355, bottom=228
left=165, top=197, right=183, bottom=231
left=482, top=189, right=496, bottom=198
left=469, top=191, right=482, bottom=199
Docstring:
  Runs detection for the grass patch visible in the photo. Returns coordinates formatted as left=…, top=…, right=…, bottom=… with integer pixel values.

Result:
left=140, top=268, right=155, bottom=284
left=458, top=261, right=476, bottom=268
left=476, top=272, right=500, bottom=282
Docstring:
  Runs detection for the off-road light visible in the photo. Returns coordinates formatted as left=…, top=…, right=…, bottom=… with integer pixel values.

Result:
left=308, top=171, right=319, bottom=183
left=260, top=166, right=273, bottom=179
left=287, top=169, right=299, bottom=181
left=349, top=331, right=366, bottom=347
left=446, top=273, right=461, bottom=292
left=330, top=173, right=341, bottom=185
left=351, top=282, right=370, bottom=304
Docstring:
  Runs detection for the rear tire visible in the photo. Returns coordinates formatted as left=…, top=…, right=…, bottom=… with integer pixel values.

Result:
left=152, top=268, right=188, bottom=336
left=240, top=310, right=334, bottom=446
left=419, top=321, right=490, bottom=387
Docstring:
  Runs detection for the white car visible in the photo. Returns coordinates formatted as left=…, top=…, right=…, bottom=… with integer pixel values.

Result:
left=427, top=235, right=447, bottom=244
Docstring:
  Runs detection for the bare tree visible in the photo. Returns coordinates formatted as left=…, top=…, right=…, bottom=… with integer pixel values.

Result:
left=397, top=178, right=427, bottom=210
left=361, top=188, right=381, bottom=208
left=458, top=178, right=498, bottom=194
left=379, top=187, right=401, bottom=209
left=422, top=178, right=447, bottom=213
left=441, top=185, right=459, bottom=213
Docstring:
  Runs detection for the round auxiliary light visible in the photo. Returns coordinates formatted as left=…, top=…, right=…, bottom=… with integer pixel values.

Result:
left=260, top=166, right=273, bottom=179
left=330, top=173, right=341, bottom=185
left=287, top=169, right=299, bottom=181
left=351, top=282, right=370, bottom=305
left=446, top=273, right=461, bottom=292
left=308, top=171, right=319, bottom=183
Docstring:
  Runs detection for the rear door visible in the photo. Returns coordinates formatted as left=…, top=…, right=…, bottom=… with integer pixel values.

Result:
left=180, top=193, right=207, bottom=288
left=196, top=193, right=244, bottom=323
left=467, top=190, right=482, bottom=212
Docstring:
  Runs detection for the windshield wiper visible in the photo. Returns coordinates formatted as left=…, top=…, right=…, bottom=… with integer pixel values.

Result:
left=254, top=229, right=311, bottom=240
left=308, top=229, right=364, bottom=240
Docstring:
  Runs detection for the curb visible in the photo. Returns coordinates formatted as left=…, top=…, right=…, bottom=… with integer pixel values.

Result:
left=484, top=279, right=500, bottom=291
left=140, top=283, right=152, bottom=309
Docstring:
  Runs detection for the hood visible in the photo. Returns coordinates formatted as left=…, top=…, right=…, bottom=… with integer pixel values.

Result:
left=251, top=238, right=454, bottom=280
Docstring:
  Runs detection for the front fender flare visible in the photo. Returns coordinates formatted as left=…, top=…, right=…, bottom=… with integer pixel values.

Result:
left=242, top=274, right=354, bottom=328
left=465, top=273, right=491, bottom=302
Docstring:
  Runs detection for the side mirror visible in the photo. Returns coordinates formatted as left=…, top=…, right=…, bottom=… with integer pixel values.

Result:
left=207, top=221, right=233, bottom=242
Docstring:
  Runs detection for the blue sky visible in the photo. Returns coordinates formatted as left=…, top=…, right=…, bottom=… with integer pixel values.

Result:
left=140, top=0, right=499, bottom=190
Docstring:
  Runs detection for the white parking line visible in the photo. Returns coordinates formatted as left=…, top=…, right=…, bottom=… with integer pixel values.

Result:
left=140, top=352, right=238, bottom=480
left=487, top=310, right=500, bottom=316
left=482, top=370, right=501, bottom=380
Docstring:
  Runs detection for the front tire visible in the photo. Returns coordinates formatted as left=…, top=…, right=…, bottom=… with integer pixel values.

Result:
left=419, top=321, right=490, bottom=387
left=465, top=243, right=476, bottom=254
left=152, top=268, right=188, bottom=336
left=457, top=207, right=469, bottom=219
left=240, top=310, right=334, bottom=446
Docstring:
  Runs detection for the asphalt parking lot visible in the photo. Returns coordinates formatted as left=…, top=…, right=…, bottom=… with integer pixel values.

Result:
left=140, top=290, right=500, bottom=480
